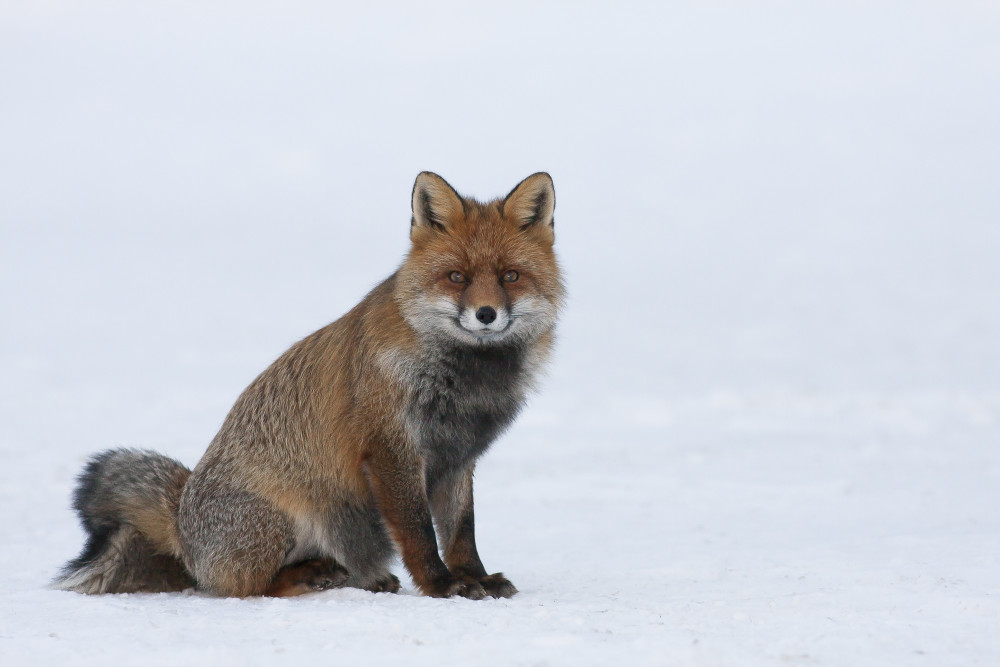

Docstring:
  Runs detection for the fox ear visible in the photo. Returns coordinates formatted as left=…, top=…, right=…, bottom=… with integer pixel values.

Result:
left=411, top=171, right=464, bottom=239
left=503, top=172, right=555, bottom=243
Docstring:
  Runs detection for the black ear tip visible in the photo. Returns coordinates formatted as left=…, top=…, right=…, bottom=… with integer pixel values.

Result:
left=415, top=171, right=445, bottom=185
left=530, top=172, right=554, bottom=187
left=413, top=171, right=434, bottom=191
left=412, top=172, right=442, bottom=204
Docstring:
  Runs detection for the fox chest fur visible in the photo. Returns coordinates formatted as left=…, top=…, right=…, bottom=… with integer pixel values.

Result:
left=401, top=344, right=528, bottom=490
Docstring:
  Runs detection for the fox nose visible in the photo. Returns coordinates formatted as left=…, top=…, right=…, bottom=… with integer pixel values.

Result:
left=475, top=306, right=497, bottom=324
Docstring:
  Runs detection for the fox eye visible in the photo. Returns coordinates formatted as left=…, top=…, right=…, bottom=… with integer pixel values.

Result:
left=502, top=270, right=519, bottom=283
left=449, top=271, right=466, bottom=283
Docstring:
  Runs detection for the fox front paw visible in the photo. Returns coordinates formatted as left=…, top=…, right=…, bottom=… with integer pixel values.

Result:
left=425, top=575, right=486, bottom=600
left=479, top=572, right=517, bottom=598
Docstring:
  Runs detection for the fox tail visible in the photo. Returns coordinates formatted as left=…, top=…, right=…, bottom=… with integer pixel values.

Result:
left=53, top=448, right=195, bottom=594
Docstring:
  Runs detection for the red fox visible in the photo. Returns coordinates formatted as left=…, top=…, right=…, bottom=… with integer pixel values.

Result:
left=54, top=172, right=563, bottom=599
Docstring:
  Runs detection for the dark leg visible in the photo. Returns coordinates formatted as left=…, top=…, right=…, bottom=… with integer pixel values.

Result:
left=363, top=450, right=484, bottom=599
left=429, top=465, right=517, bottom=598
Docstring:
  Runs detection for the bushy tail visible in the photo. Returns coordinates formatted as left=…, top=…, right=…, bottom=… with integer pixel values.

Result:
left=53, top=448, right=196, bottom=594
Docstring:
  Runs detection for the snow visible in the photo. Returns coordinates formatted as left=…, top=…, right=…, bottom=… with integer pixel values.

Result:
left=2, top=2, right=999, bottom=665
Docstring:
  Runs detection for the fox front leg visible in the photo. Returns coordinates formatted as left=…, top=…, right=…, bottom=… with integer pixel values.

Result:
left=430, top=464, right=518, bottom=599
left=363, top=450, right=486, bottom=599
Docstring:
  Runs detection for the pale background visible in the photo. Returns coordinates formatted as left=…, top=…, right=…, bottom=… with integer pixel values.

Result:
left=2, top=2, right=998, bottom=665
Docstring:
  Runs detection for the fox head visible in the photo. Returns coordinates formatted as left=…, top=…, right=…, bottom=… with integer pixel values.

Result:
left=396, top=172, right=564, bottom=347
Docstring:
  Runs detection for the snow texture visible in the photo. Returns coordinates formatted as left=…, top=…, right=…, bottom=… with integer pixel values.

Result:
left=2, top=2, right=999, bottom=665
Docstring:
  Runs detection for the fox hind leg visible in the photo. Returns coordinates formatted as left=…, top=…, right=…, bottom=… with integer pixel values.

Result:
left=179, top=487, right=294, bottom=598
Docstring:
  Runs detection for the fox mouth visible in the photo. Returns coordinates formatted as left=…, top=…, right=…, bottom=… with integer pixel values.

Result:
left=455, top=318, right=512, bottom=339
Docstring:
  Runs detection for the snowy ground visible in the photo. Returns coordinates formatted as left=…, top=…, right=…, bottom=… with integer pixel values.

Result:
left=2, top=2, right=999, bottom=665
